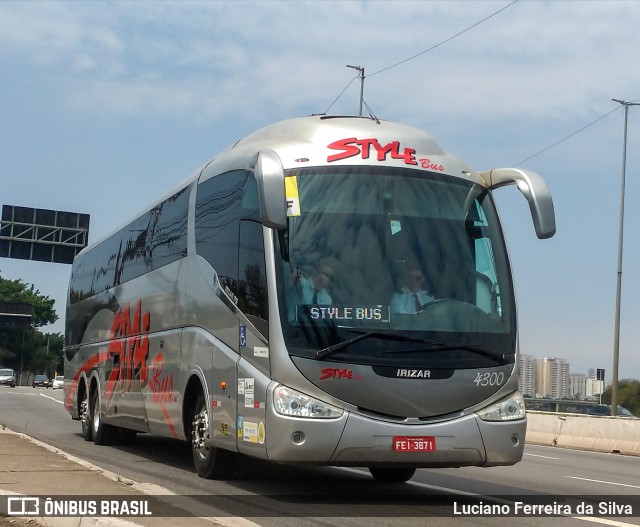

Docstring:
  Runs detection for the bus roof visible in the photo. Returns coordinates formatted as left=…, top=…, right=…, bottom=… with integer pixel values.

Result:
left=74, top=115, right=484, bottom=260
left=202, top=115, right=477, bottom=183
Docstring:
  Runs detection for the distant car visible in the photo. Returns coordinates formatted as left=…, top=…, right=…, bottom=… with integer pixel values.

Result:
left=0, top=368, right=16, bottom=388
left=32, top=374, right=50, bottom=388
left=52, top=375, right=64, bottom=390
left=585, top=404, right=635, bottom=417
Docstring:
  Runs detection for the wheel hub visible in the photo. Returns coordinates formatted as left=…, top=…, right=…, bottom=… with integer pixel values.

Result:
left=80, top=398, right=89, bottom=425
left=192, top=410, right=209, bottom=456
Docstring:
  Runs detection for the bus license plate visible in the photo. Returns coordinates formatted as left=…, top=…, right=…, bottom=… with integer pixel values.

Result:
left=392, top=436, right=436, bottom=452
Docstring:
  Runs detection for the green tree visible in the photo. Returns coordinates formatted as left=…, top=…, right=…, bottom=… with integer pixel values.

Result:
left=0, top=274, right=61, bottom=377
left=601, top=380, right=640, bottom=417
left=0, top=276, right=58, bottom=327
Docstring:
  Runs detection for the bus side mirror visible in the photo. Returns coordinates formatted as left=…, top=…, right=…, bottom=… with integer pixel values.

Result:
left=256, top=149, right=287, bottom=230
left=479, top=168, right=556, bottom=239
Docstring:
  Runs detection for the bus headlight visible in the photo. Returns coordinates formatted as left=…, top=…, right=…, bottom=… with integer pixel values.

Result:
left=476, top=391, right=526, bottom=421
left=274, top=386, right=343, bottom=419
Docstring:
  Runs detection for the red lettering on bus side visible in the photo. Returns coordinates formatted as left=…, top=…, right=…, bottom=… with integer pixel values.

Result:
left=358, top=138, right=376, bottom=159
left=419, top=158, right=444, bottom=171
left=319, top=367, right=362, bottom=380
left=403, top=147, right=417, bottom=165
left=327, top=137, right=361, bottom=162
left=150, top=353, right=177, bottom=436
left=327, top=137, right=419, bottom=165
left=150, top=353, right=174, bottom=405
left=105, top=300, right=151, bottom=403
left=320, top=368, right=335, bottom=380
left=374, top=139, right=393, bottom=161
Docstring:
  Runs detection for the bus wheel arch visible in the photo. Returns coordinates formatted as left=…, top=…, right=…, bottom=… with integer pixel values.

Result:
left=184, top=375, right=237, bottom=480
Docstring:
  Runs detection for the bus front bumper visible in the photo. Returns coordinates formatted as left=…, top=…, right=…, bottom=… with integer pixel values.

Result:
left=265, top=409, right=526, bottom=468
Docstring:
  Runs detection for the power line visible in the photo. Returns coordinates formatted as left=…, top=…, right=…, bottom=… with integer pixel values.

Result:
left=512, top=96, right=640, bottom=165
left=323, top=73, right=359, bottom=115
left=512, top=107, right=621, bottom=166
left=323, top=0, right=519, bottom=114
left=368, top=0, right=520, bottom=78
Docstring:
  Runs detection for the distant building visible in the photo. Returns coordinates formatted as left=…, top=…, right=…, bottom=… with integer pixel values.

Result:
left=569, top=373, right=586, bottom=398
left=536, top=357, right=570, bottom=398
left=519, top=355, right=602, bottom=400
left=519, top=354, right=537, bottom=397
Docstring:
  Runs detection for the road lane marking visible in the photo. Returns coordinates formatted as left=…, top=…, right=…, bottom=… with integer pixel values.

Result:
left=524, top=452, right=559, bottom=459
left=567, top=476, right=640, bottom=490
left=39, top=393, right=64, bottom=405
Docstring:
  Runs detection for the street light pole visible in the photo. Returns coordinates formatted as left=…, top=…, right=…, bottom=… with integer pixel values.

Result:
left=611, top=98, right=640, bottom=416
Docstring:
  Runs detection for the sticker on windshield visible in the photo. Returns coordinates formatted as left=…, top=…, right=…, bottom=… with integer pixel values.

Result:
left=298, top=305, right=390, bottom=323
left=285, top=176, right=301, bottom=217
left=390, top=220, right=402, bottom=235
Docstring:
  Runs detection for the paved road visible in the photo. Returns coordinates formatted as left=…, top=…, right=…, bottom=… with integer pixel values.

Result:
left=1, top=386, right=639, bottom=526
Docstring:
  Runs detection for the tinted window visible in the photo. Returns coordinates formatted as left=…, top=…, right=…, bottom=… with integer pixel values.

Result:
left=69, top=185, right=190, bottom=303
left=195, top=170, right=260, bottom=299
left=239, top=219, right=268, bottom=336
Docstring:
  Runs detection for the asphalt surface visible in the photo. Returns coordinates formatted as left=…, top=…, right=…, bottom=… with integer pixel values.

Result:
left=0, top=426, right=253, bottom=527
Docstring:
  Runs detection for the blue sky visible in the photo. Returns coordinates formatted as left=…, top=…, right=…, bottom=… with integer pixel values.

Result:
left=1, top=0, right=640, bottom=381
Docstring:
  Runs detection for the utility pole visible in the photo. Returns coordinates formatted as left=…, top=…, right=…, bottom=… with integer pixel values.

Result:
left=610, top=98, right=640, bottom=416
left=346, top=65, right=365, bottom=117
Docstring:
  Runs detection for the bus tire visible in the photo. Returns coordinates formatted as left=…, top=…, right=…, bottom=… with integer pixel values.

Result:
left=80, top=388, right=92, bottom=442
left=90, top=388, right=116, bottom=446
left=368, top=467, right=416, bottom=483
left=191, top=391, right=236, bottom=479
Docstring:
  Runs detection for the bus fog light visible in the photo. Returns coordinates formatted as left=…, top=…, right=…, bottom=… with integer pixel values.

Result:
left=511, top=434, right=519, bottom=446
left=274, top=385, right=343, bottom=419
left=477, top=391, right=526, bottom=422
left=291, top=431, right=305, bottom=445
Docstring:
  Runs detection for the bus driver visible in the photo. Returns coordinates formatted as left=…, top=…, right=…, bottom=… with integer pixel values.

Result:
left=390, top=267, right=436, bottom=314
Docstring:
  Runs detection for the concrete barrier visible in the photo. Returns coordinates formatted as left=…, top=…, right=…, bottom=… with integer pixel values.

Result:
left=525, top=411, right=640, bottom=456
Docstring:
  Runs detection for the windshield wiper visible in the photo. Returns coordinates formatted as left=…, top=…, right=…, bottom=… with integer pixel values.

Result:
left=383, top=343, right=514, bottom=363
left=316, top=330, right=444, bottom=360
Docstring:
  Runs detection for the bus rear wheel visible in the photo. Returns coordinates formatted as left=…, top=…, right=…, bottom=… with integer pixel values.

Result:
left=191, top=392, right=236, bottom=479
left=368, top=467, right=416, bottom=483
left=80, top=389, right=92, bottom=441
left=91, top=388, right=116, bottom=446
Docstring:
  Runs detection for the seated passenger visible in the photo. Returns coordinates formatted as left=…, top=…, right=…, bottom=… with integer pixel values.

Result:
left=289, top=260, right=334, bottom=322
left=390, top=267, right=435, bottom=314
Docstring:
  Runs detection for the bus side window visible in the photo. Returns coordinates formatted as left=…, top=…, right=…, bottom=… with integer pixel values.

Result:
left=195, top=171, right=246, bottom=295
left=195, top=170, right=261, bottom=295
left=239, top=220, right=268, bottom=338
left=150, top=186, right=189, bottom=269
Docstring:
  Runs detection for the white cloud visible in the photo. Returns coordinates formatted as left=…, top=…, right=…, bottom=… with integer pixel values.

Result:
left=3, top=1, right=640, bottom=127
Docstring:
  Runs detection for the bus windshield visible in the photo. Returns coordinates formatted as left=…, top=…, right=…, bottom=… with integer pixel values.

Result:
left=275, top=166, right=516, bottom=370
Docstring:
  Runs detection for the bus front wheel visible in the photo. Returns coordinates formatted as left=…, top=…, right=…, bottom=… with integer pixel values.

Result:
left=191, top=392, right=236, bottom=479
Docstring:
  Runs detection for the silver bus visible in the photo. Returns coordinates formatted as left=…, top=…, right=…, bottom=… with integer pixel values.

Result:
left=64, top=115, right=555, bottom=483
